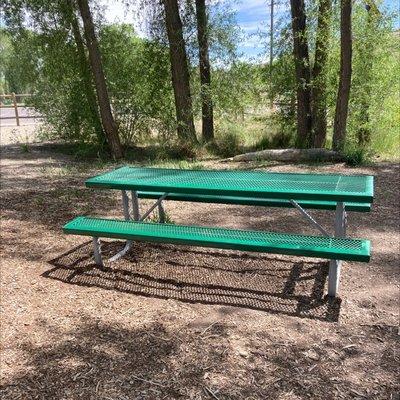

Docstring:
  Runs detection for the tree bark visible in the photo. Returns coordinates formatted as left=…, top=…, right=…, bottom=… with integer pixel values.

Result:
left=356, top=3, right=378, bottom=147
left=269, top=0, right=274, bottom=108
left=68, top=4, right=105, bottom=147
left=311, top=0, right=331, bottom=148
left=290, top=0, right=312, bottom=148
left=195, top=0, right=214, bottom=142
left=163, top=0, right=198, bottom=144
left=333, top=0, right=352, bottom=152
left=76, top=0, right=123, bottom=159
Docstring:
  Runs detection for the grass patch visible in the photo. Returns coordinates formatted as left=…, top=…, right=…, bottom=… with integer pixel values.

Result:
left=146, top=210, right=175, bottom=224
left=20, top=142, right=31, bottom=153
left=212, top=122, right=242, bottom=158
left=344, top=146, right=373, bottom=167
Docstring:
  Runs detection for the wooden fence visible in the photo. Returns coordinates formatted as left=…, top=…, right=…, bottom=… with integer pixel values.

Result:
left=0, top=93, right=35, bottom=126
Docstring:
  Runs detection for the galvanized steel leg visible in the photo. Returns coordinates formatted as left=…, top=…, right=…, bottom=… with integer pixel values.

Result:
left=108, top=190, right=139, bottom=262
left=122, top=190, right=131, bottom=220
left=131, top=190, right=140, bottom=221
left=158, top=201, right=166, bottom=223
left=328, top=202, right=346, bottom=297
left=92, top=237, right=104, bottom=267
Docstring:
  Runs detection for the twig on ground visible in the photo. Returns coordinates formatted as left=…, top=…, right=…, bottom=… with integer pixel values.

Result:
left=204, top=386, right=221, bottom=400
left=147, top=333, right=173, bottom=342
left=130, top=374, right=165, bottom=388
left=349, top=388, right=367, bottom=398
left=200, top=321, right=219, bottom=336
left=342, top=344, right=357, bottom=350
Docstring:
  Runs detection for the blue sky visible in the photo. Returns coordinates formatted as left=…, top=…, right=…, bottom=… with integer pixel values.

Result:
left=103, top=0, right=400, bottom=59
left=233, top=0, right=399, bottom=59
left=233, top=0, right=292, bottom=59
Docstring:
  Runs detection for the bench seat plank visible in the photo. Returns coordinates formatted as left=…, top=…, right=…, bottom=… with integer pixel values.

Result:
left=63, top=217, right=370, bottom=262
left=136, top=191, right=371, bottom=212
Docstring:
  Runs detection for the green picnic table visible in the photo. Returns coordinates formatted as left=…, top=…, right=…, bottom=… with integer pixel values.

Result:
left=63, top=166, right=374, bottom=297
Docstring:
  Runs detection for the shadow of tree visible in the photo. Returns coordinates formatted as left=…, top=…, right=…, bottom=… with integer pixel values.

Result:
left=1, top=315, right=397, bottom=399
left=0, top=319, right=182, bottom=399
left=44, top=241, right=341, bottom=322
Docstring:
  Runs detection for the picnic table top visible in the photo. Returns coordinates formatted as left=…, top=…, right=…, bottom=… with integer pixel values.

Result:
left=85, top=166, right=374, bottom=203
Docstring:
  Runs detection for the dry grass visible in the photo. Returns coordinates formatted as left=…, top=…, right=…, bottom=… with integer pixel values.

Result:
left=0, top=141, right=399, bottom=399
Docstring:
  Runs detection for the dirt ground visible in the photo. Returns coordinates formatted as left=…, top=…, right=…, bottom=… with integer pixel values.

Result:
left=0, top=139, right=399, bottom=399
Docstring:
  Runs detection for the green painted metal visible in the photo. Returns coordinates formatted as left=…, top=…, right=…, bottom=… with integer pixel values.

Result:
left=63, top=217, right=371, bottom=262
left=86, top=166, right=374, bottom=203
left=136, top=191, right=371, bottom=212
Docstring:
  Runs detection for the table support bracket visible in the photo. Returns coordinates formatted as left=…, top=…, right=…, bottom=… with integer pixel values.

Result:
left=140, top=193, right=169, bottom=221
left=290, top=200, right=330, bottom=237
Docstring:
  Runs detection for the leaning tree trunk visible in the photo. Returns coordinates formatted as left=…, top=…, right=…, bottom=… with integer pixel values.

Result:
left=77, top=0, right=123, bottom=159
left=312, top=0, right=331, bottom=148
left=290, top=0, right=313, bottom=148
left=333, top=0, right=352, bottom=152
left=195, top=0, right=214, bottom=142
left=163, top=0, right=198, bottom=144
left=69, top=5, right=105, bottom=147
left=229, top=148, right=344, bottom=163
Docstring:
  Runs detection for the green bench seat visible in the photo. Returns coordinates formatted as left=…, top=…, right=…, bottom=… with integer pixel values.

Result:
left=136, top=191, right=371, bottom=212
left=63, top=216, right=370, bottom=262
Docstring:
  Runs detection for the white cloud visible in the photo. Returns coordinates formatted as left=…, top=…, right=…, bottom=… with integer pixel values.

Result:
left=98, top=0, right=146, bottom=37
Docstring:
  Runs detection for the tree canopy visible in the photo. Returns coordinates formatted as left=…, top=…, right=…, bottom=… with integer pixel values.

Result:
left=0, top=0, right=398, bottom=161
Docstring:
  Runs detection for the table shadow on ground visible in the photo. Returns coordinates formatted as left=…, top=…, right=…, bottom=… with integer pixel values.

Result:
left=44, top=241, right=341, bottom=321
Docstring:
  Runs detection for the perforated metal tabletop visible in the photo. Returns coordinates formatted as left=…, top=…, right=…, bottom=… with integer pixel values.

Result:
left=86, top=166, right=374, bottom=203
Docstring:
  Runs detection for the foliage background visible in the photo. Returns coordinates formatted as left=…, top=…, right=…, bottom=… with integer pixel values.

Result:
left=0, top=0, right=398, bottom=160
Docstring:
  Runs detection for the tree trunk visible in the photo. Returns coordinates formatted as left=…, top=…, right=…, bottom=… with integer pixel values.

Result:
left=269, top=0, right=274, bottom=108
left=163, top=0, right=198, bottom=144
left=76, top=0, right=123, bottom=159
left=356, top=3, right=377, bottom=147
left=311, top=0, right=331, bottom=148
left=69, top=4, right=105, bottom=147
left=195, top=0, right=214, bottom=142
left=290, top=0, right=312, bottom=148
left=333, top=0, right=352, bottom=152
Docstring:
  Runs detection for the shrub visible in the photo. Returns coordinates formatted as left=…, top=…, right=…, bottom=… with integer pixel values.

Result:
left=344, top=146, right=373, bottom=166
left=255, top=130, right=293, bottom=150
left=213, top=122, right=242, bottom=157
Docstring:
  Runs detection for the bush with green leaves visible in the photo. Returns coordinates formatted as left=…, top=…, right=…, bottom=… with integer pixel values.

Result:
left=0, top=28, right=38, bottom=94
left=212, top=121, right=242, bottom=157
left=99, top=24, right=176, bottom=146
left=2, top=20, right=176, bottom=148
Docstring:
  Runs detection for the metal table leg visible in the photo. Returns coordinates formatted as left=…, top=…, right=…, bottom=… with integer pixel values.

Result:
left=328, top=202, right=346, bottom=297
left=158, top=201, right=166, bottom=223
left=107, top=191, right=167, bottom=263
left=131, top=190, right=140, bottom=220
left=92, top=236, right=104, bottom=267
left=108, top=190, right=140, bottom=262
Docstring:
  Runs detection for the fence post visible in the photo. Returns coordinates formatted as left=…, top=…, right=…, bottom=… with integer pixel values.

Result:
left=12, top=92, right=20, bottom=126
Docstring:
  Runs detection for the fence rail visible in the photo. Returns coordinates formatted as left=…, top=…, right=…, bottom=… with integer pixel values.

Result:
left=0, top=93, right=35, bottom=126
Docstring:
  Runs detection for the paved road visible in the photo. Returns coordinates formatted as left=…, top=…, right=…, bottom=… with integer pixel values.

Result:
left=0, top=106, right=42, bottom=126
